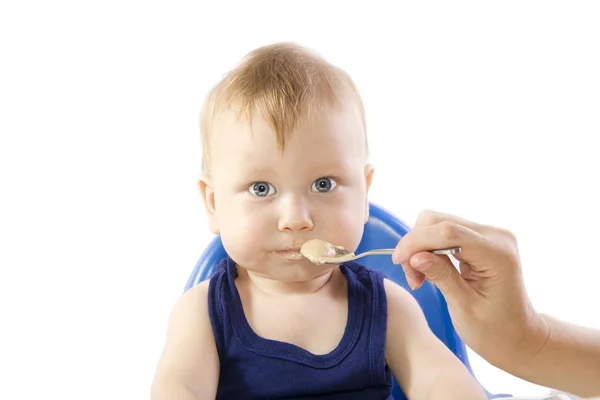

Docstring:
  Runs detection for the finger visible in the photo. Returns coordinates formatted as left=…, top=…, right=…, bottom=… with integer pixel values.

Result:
left=408, top=251, right=472, bottom=304
left=401, top=253, right=457, bottom=291
left=414, top=210, right=516, bottom=246
left=413, top=209, right=487, bottom=235
left=399, top=263, right=425, bottom=290
left=392, top=220, right=495, bottom=267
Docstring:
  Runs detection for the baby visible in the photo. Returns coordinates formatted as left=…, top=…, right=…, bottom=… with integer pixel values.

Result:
left=151, top=43, right=486, bottom=399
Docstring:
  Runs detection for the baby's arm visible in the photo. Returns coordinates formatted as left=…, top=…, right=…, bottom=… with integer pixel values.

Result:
left=383, top=279, right=486, bottom=399
left=151, top=280, right=219, bottom=400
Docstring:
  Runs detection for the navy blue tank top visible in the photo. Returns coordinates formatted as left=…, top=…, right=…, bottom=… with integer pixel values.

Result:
left=207, top=257, right=393, bottom=399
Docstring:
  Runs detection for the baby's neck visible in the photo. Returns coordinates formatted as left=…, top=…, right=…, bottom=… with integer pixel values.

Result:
left=239, top=267, right=339, bottom=297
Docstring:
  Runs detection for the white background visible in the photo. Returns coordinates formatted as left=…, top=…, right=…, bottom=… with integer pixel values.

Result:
left=1, top=1, right=599, bottom=399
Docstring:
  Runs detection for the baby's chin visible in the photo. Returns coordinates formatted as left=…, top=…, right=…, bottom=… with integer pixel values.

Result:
left=235, top=256, right=336, bottom=283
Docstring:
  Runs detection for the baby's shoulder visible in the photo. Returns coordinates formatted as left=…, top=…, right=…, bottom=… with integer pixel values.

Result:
left=183, top=278, right=211, bottom=298
left=382, top=278, right=413, bottom=301
left=382, top=277, right=426, bottom=327
left=171, top=279, right=212, bottom=324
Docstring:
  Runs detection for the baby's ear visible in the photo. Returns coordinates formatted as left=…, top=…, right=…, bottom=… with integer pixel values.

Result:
left=364, top=164, right=375, bottom=224
left=198, top=175, right=219, bottom=234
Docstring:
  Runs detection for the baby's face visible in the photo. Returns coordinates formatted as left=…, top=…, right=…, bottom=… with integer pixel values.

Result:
left=204, top=106, right=373, bottom=281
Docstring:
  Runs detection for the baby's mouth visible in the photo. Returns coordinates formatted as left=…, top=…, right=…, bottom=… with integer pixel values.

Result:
left=274, top=249, right=305, bottom=261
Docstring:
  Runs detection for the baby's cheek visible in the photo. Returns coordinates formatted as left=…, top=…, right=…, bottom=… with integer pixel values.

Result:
left=219, top=220, right=269, bottom=265
left=342, top=225, right=365, bottom=253
left=321, top=218, right=363, bottom=253
left=336, top=205, right=367, bottom=251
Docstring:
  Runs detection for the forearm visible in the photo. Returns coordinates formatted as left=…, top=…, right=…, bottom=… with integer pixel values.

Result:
left=509, top=314, right=600, bottom=397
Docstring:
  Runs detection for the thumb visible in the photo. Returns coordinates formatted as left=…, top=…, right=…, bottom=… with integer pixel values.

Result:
left=410, top=252, right=468, bottom=304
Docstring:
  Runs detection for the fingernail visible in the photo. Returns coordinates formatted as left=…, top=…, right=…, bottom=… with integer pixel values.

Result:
left=411, top=258, right=433, bottom=272
left=392, top=248, right=402, bottom=264
left=405, top=275, right=417, bottom=290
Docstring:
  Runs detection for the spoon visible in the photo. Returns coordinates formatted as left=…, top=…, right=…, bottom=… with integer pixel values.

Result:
left=300, top=239, right=461, bottom=265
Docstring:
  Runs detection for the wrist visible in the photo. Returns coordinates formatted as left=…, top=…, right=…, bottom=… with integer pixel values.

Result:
left=494, top=310, right=551, bottom=379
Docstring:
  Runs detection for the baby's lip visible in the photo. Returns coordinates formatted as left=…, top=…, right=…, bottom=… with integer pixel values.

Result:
left=274, top=249, right=305, bottom=261
left=282, top=240, right=306, bottom=250
left=276, top=248, right=302, bottom=253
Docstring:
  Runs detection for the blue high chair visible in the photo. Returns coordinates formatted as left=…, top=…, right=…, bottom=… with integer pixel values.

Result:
left=185, top=202, right=512, bottom=399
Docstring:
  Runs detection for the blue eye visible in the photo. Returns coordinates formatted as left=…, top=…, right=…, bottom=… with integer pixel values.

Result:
left=311, top=177, right=337, bottom=193
left=249, top=182, right=276, bottom=197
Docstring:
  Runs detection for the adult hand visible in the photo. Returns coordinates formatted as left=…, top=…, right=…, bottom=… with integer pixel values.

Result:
left=393, top=210, right=600, bottom=397
left=392, top=210, right=548, bottom=376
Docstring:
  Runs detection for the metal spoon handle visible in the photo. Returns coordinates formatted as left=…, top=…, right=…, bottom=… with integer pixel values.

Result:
left=325, top=247, right=461, bottom=264
left=431, top=247, right=462, bottom=255
left=360, top=247, right=460, bottom=257
left=355, top=249, right=394, bottom=258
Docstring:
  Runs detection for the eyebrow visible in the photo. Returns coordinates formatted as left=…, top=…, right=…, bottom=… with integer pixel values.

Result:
left=234, top=165, right=278, bottom=180
left=309, top=159, right=356, bottom=172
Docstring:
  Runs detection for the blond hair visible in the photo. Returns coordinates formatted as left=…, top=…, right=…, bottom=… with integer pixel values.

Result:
left=199, top=42, right=367, bottom=173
